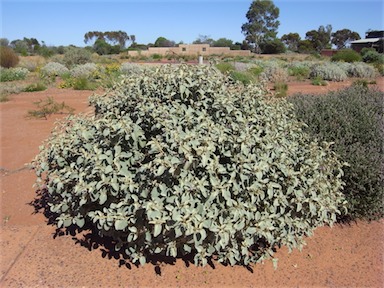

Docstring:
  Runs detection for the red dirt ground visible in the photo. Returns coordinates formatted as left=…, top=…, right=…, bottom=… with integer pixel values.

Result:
left=1, top=79, right=383, bottom=287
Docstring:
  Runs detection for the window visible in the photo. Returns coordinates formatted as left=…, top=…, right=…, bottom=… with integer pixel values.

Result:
left=202, top=47, right=206, bottom=52
left=182, top=47, right=186, bottom=51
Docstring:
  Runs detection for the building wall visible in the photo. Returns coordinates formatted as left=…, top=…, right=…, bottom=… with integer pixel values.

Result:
left=127, top=44, right=251, bottom=57
left=321, top=49, right=338, bottom=57
left=351, top=41, right=383, bottom=53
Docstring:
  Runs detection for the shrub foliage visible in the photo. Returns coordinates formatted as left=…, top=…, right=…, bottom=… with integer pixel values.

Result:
left=289, top=86, right=384, bottom=221
left=310, top=62, right=347, bottom=82
left=331, top=49, right=362, bottom=63
left=33, top=64, right=346, bottom=267
left=0, top=46, right=19, bottom=68
left=0, top=67, right=29, bottom=82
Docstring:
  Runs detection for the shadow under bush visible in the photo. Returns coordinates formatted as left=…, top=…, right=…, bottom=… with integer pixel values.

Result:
left=289, top=86, right=384, bottom=221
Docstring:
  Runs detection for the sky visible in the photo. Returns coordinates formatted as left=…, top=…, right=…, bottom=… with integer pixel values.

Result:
left=1, top=0, right=383, bottom=47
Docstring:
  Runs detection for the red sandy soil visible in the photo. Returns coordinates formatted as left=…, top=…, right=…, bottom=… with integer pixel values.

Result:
left=1, top=79, right=383, bottom=287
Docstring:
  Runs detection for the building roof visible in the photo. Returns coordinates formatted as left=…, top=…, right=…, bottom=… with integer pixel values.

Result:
left=350, top=38, right=382, bottom=44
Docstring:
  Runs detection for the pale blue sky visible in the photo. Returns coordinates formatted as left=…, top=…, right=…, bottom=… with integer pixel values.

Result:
left=1, top=0, right=383, bottom=47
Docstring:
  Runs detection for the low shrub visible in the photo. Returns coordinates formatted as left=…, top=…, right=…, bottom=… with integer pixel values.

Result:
left=373, top=63, right=384, bottom=76
left=331, top=49, right=362, bottom=63
left=70, top=63, right=99, bottom=79
left=24, top=82, right=47, bottom=92
left=289, top=86, right=384, bottom=221
left=120, top=62, right=143, bottom=75
left=33, top=64, right=347, bottom=267
left=229, top=70, right=253, bottom=85
left=310, top=63, right=347, bottom=82
left=345, top=62, right=377, bottom=78
left=105, top=63, right=121, bottom=75
left=234, top=62, right=251, bottom=72
left=0, top=67, right=29, bottom=82
left=260, top=62, right=288, bottom=83
left=288, top=63, right=311, bottom=80
left=151, top=53, right=162, bottom=60
left=361, top=48, right=384, bottom=64
left=0, top=82, right=26, bottom=96
left=273, top=82, right=288, bottom=97
left=18, top=56, right=46, bottom=72
left=63, top=47, right=92, bottom=68
left=27, top=96, right=75, bottom=119
left=40, top=62, right=69, bottom=78
left=311, top=76, right=327, bottom=86
left=215, top=62, right=234, bottom=73
left=72, top=77, right=98, bottom=90
left=351, top=79, right=369, bottom=89
left=247, top=66, right=263, bottom=77
left=0, top=46, right=19, bottom=68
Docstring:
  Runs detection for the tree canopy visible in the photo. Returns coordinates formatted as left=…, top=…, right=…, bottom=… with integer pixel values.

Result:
left=154, top=36, right=176, bottom=47
left=281, top=33, right=301, bottom=52
left=331, top=29, right=360, bottom=49
left=241, top=0, right=280, bottom=53
left=193, top=35, right=215, bottom=46
left=305, top=25, right=332, bottom=52
left=84, top=31, right=130, bottom=48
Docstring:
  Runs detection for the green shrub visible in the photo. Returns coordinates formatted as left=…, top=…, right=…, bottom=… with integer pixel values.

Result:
left=288, top=63, right=310, bottom=80
left=72, top=77, right=98, bottom=90
left=373, top=63, right=384, bottom=76
left=63, top=47, right=92, bottom=68
left=351, top=79, right=369, bottom=89
left=24, top=82, right=47, bottom=92
left=33, top=64, right=346, bottom=267
left=260, top=39, right=286, bottom=54
left=0, top=67, right=29, bottom=82
left=229, top=70, right=253, bottom=85
left=0, top=46, right=19, bottom=68
left=331, top=49, right=362, bottom=63
left=151, top=53, right=162, bottom=60
left=215, top=62, right=234, bottom=73
left=361, top=48, right=384, bottom=64
left=310, top=63, right=347, bottom=82
left=273, top=82, right=288, bottom=97
left=247, top=66, right=263, bottom=77
left=289, top=86, right=384, bottom=221
left=311, top=76, right=327, bottom=86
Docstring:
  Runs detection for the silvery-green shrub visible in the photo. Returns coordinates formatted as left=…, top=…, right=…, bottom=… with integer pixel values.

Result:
left=0, top=67, right=29, bottom=82
left=33, top=64, right=347, bottom=267
left=345, top=62, right=377, bottom=78
left=120, top=62, right=143, bottom=75
left=40, top=62, right=69, bottom=77
left=310, top=62, right=348, bottom=82
left=70, top=63, right=99, bottom=79
left=234, top=62, right=251, bottom=72
left=259, top=61, right=288, bottom=82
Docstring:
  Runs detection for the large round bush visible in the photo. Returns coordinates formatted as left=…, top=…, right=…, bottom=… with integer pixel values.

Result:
left=33, top=64, right=346, bottom=267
